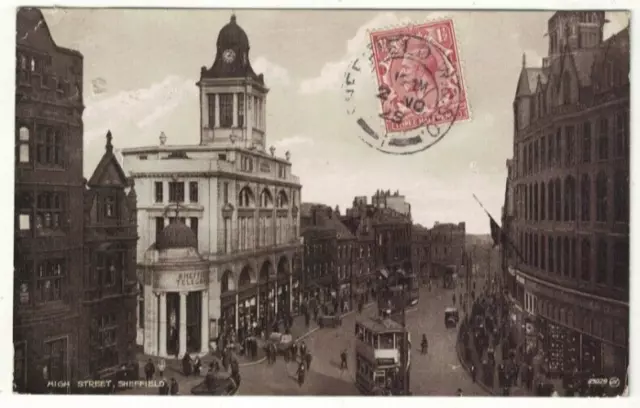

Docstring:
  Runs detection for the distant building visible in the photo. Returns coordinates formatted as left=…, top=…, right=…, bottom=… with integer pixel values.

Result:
left=14, top=8, right=85, bottom=392
left=300, top=203, right=356, bottom=312
left=122, top=15, right=302, bottom=357
left=411, top=224, right=431, bottom=283
left=371, top=189, right=412, bottom=217
left=428, top=222, right=466, bottom=279
left=506, top=11, right=629, bottom=381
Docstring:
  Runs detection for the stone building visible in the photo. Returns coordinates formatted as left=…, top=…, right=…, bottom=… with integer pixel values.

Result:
left=371, top=189, right=411, bottom=217
left=123, top=15, right=302, bottom=357
left=300, top=203, right=356, bottom=312
left=427, top=222, right=466, bottom=280
left=505, top=11, right=629, bottom=381
left=82, top=132, right=139, bottom=380
left=411, top=224, right=431, bottom=284
left=14, top=7, right=85, bottom=392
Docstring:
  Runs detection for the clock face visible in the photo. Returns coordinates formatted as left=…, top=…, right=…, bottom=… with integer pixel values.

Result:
left=222, top=49, right=236, bottom=64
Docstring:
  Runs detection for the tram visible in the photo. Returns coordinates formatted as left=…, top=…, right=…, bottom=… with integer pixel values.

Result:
left=354, top=316, right=411, bottom=395
left=377, top=272, right=419, bottom=313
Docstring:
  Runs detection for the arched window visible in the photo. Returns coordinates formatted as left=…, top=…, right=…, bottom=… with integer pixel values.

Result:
left=581, top=238, right=591, bottom=281
left=221, top=270, right=234, bottom=293
left=613, top=170, right=628, bottom=222
left=533, top=183, right=539, bottom=221
left=548, top=182, right=554, bottom=221
left=18, top=126, right=30, bottom=163
left=259, top=188, right=273, bottom=208
left=562, top=71, right=572, bottom=105
left=581, top=174, right=591, bottom=222
left=540, top=182, right=546, bottom=220
left=238, top=266, right=252, bottom=288
left=548, top=236, right=555, bottom=273
left=596, top=171, right=608, bottom=222
left=238, top=186, right=255, bottom=208
left=563, top=237, right=570, bottom=276
left=276, top=190, right=289, bottom=209
left=596, top=239, right=607, bottom=284
left=554, top=179, right=562, bottom=221
left=564, top=176, right=576, bottom=221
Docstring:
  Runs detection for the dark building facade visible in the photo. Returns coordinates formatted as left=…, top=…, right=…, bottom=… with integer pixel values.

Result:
left=342, top=196, right=376, bottom=305
left=411, top=224, right=430, bottom=284
left=300, top=203, right=356, bottom=312
left=505, top=11, right=629, bottom=382
left=14, top=8, right=85, bottom=392
left=14, top=8, right=139, bottom=392
left=427, top=222, right=466, bottom=279
left=81, top=132, right=139, bottom=381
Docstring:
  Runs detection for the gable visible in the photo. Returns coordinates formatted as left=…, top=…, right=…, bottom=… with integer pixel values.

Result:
left=88, top=153, right=128, bottom=188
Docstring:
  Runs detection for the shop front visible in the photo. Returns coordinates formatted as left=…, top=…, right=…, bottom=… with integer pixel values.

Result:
left=291, top=279, right=301, bottom=315
left=152, top=269, right=210, bottom=358
left=276, top=257, right=291, bottom=318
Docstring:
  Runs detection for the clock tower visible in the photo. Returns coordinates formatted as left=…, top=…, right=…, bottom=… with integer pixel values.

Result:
left=197, top=14, right=269, bottom=150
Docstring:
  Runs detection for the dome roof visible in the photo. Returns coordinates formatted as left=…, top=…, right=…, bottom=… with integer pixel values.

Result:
left=216, top=14, right=249, bottom=50
left=156, top=221, right=197, bottom=250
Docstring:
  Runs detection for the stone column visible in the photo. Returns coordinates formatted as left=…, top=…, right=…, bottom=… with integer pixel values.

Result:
left=201, top=290, right=209, bottom=354
left=235, top=292, right=239, bottom=335
left=179, top=291, right=188, bottom=357
left=158, top=292, right=167, bottom=357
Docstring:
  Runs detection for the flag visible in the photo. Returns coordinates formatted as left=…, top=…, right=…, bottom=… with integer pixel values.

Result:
left=490, top=216, right=502, bottom=248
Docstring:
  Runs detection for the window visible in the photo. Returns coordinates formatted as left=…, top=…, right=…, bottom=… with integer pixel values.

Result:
left=260, top=189, right=273, bottom=208
left=91, top=314, right=118, bottom=371
left=524, top=234, right=529, bottom=264
left=581, top=238, right=591, bottom=281
left=36, top=259, right=65, bottom=304
left=548, top=236, right=555, bottom=274
left=154, top=182, right=163, bottom=203
left=219, top=93, right=233, bottom=128
left=540, top=235, right=546, bottom=271
left=190, top=217, right=199, bottom=245
left=565, top=125, right=575, bottom=166
left=240, top=155, right=254, bottom=172
left=555, top=129, right=562, bottom=165
left=562, top=71, right=572, bottom=105
left=540, top=182, right=546, bottom=220
left=16, top=191, right=33, bottom=233
left=524, top=185, right=529, bottom=220
left=207, top=94, right=216, bottom=127
left=533, top=183, right=539, bottom=221
left=548, top=182, right=554, bottom=221
left=598, top=118, right=609, bottom=160
left=540, top=135, right=546, bottom=169
left=596, top=239, right=607, bottom=284
left=189, top=181, right=199, bottom=203
left=613, top=170, right=628, bottom=222
left=596, top=171, right=608, bottom=222
left=581, top=174, right=591, bottom=222
left=564, top=176, right=576, bottom=221
left=36, top=126, right=64, bottom=167
left=533, top=234, right=539, bottom=268
left=278, top=164, right=286, bottom=178
left=547, top=133, right=554, bottom=166
left=223, top=182, right=229, bottom=204
left=613, top=241, right=628, bottom=288
left=554, top=179, right=561, bottom=222
left=97, top=251, right=123, bottom=287
left=563, top=237, right=570, bottom=276
left=103, top=196, right=117, bottom=218
left=534, top=140, right=539, bottom=172
left=155, top=217, right=165, bottom=244
left=237, top=93, right=245, bottom=127
left=615, top=111, right=628, bottom=157
left=555, top=237, right=562, bottom=277
left=528, top=144, right=533, bottom=174
left=36, top=192, right=64, bottom=234
left=44, top=338, right=68, bottom=382
left=582, top=121, right=592, bottom=163
left=18, top=126, right=30, bottom=163
left=238, top=187, right=254, bottom=207
left=168, top=181, right=185, bottom=203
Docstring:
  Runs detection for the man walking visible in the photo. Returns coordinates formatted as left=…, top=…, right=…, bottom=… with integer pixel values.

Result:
left=340, top=349, right=348, bottom=371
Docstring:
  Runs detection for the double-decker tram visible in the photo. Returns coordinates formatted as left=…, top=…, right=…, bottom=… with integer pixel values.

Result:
left=354, top=316, right=411, bottom=395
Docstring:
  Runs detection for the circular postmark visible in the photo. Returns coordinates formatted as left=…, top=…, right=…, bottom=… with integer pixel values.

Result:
left=342, top=19, right=469, bottom=155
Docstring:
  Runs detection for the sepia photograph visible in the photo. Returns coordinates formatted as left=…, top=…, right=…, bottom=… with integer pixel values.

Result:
left=11, top=4, right=630, bottom=397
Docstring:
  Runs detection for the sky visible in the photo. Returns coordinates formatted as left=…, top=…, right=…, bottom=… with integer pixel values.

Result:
left=42, top=8, right=629, bottom=234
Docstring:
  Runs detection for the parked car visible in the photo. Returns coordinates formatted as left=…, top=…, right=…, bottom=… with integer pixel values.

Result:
left=191, top=372, right=238, bottom=396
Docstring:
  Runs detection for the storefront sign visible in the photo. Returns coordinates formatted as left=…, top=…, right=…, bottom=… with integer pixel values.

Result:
left=155, top=269, right=209, bottom=291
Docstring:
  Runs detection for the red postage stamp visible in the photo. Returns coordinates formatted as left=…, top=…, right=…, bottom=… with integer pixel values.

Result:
left=369, top=19, right=469, bottom=133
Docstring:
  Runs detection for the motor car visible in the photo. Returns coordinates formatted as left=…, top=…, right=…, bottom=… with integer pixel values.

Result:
left=444, top=307, right=459, bottom=328
left=191, top=372, right=238, bottom=396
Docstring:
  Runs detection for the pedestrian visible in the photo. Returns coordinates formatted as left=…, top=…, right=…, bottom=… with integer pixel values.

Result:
left=305, top=351, right=313, bottom=370
left=144, top=358, right=155, bottom=381
left=159, top=379, right=169, bottom=395
left=456, top=388, right=463, bottom=396
left=169, top=378, right=179, bottom=395
left=470, top=363, right=477, bottom=383
left=340, top=349, right=348, bottom=370
left=158, top=358, right=166, bottom=379
left=193, top=356, right=202, bottom=376
left=297, top=361, right=306, bottom=387
left=182, top=352, right=192, bottom=376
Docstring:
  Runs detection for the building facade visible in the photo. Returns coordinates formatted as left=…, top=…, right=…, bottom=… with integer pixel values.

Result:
left=342, top=196, right=376, bottom=305
left=505, top=11, right=629, bottom=381
left=427, top=222, right=466, bottom=279
left=411, top=224, right=430, bottom=284
left=81, top=132, right=139, bottom=381
left=14, top=8, right=85, bottom=392
left=300, top=204, right=356, bottom=312
left=123, top=15, right=302, bottom=357
left=371, top=189, right=411, bottom=217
